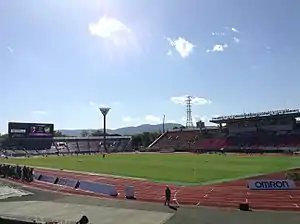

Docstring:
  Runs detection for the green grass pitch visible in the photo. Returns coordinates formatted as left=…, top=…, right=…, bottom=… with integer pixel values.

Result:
left=1, top=154, right=299, bottom=184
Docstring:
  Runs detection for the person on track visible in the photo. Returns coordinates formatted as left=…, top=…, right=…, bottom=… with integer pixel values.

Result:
left=165, top=185, right=171, bottom=206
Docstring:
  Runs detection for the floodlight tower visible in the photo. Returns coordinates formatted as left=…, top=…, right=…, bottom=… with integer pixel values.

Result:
left=186, top=96, right=194, bottom=128
left=99, top=107, right=111, bottom=153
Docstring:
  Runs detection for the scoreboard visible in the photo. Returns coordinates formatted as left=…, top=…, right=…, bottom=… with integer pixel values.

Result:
left=8, top=122, right=54, bottom=138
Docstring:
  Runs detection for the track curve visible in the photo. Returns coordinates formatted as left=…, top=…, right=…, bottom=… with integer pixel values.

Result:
left=27, top=168, right=300, bottom=212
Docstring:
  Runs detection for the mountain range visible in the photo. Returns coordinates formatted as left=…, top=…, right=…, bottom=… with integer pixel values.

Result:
left=59, top=123, right=183, bottom=136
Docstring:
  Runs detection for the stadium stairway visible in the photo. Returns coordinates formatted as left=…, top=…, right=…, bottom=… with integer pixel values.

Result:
left=147, top=132, right=167, bottom=148
left=123, top=138, right=132, bottom=152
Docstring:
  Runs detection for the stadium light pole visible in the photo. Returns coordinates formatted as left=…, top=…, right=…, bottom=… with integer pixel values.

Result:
left=99, top=107, right=111, bottom=153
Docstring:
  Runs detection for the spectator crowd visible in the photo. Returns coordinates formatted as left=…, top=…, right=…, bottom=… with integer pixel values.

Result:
left=0, top=164, right=34, bottom=182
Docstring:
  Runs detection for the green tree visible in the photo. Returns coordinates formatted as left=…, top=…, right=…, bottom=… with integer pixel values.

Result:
left=132, top=134, right=142, bottom=149
left=81, top=130, right=90, bottom=137
left=132, top=132, right=161, bottom=149
left=54, top=131, right=68, bottom=137
left=91, top=130, right=104, bottom=136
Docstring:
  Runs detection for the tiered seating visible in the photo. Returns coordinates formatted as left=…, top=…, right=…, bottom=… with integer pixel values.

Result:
left=67, top=142, right=79, bottom=153
left=98, top=141, right=105, bottom=152
left=55, top=142, right=69, bottom=154
left=89, top=140, right=99, bottom=152
left=46, top=144, right=58, bottom=155
left=225, top=133, right=300, bottom=148
left=150, top=130, right=199, bottom=151
left=29, top=150, right=39, bottom=156
left=106, top=140, right=118, bottom=152
left=39, top=149, right=47, bottom=155
left=123, top=138, right=133, bottom=152
left=1, top=148, right=27, bottom=157
left=111, top=141, right=120, bottom=152
left=196, top=138, right=227, bottom=149
left=78, top=140, right=90, bottom=152
left=13, top=149, right=26, bottom=157
left=149, top=126, right=300, bottom=153
left=117, top=139, right=131, bottom=152
left=0, top=136, right=132, bottom=157
left=6, top=149, right=15, bottom=156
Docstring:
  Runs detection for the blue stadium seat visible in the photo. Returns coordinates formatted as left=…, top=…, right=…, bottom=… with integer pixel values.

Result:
left=39, top=174, right=57, bottom=184
left=56, top=178, right=79, bottom=188
left=78, top=180, right=118, bottom=196
left=34, top=173, right=41, bottom=180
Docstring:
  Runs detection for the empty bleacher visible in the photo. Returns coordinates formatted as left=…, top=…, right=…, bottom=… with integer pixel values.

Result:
left=89, top=140, right=99, bottom=152
left=196, top=138, right=227, bottom=149
left=4, top=149, right=14, bottom=156
left=149, top=130, right=199, bottom=151
left=0, top=136, right=132, bottom=157
left=13, top=149, right=27, bottom=157
left=55, top=142, right=69, bottom=154
left=78, top=140, right=90, bottom=152
left=118, top=139, right=132, bottom=152
left=46, top=144, right=58, bottom=155
left=67, top=141, right=79, bottom=153
left=29, top=150, right=39, bottom=156
left=149, top=127, right=300, bottom=153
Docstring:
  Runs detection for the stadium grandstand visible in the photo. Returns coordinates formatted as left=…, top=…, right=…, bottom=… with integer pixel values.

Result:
left=0, top=122, right=133, bottom=158
left=149, top=109, right=300, bottom=154
left=2, top=108, right=300, bottom=157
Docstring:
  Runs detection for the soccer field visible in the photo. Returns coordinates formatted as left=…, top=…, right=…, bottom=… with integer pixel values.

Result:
left=1, top=154, right=299, bottom=184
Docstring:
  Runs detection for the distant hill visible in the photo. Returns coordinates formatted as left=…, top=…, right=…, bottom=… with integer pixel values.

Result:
left=59, top=123, right=183, bottom=136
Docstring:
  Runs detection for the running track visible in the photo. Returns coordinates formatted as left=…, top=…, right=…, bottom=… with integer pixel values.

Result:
left=17, top=168, right=300, bottom=212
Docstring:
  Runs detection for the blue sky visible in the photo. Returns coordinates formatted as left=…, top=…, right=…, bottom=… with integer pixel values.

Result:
left=1, top=0, right=300, bottom=133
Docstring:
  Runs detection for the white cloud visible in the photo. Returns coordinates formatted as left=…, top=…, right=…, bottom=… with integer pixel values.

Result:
left=170, top=95, right=212, bottom=106
left=90, top=101, right=119, bottom=108
left=31, top=110, right=48, bottom=115
left=231, top=27, right=240, bottom=33
left=7, top=45, right=13, bottom=53
left=88, top=16, right=140, bottom=55
left=121, top=115, right=162, bottom=126
left=122, top=116, right=133, bottom=123
left=166, top=119, right=178, bottom=124
left=90, top=101, right=102, bottom=107
left=206, top=44, right=228, bottom=53
left=167, top=50, right=172, bottom=56
left=144, top=115, right=161, bottom=123
left=233, top=37, right=240, bottom=43
left=212, top=32, right=225, bottom=36
left=166, top=37, right=195, bottom=58
left=89, top=16, right=131, bottom=38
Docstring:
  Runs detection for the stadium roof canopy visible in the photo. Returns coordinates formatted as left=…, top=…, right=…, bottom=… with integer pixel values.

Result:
left=209, top=109, right=300, bottom=124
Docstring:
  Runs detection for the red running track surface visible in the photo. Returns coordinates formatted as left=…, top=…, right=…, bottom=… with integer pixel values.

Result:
left=21, top=168, right=300, bottom=212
